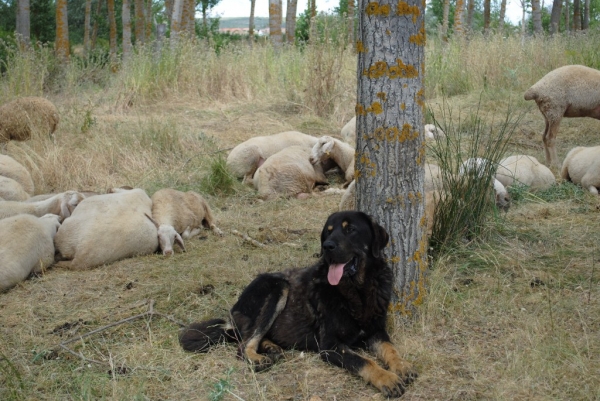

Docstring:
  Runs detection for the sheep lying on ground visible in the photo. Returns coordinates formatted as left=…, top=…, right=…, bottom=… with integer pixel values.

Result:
left=0, top=97, right=59, bottom=144
left=252, top=145, right=328, bottom=200
left=0, top=191, right=84, bottom=220
left=0, top=154, right=34, bottom=196
left=560, top=145, right=600, bottom=194
left=341, top=116, right=445, bottom=145
left=0, top=214, right=61, bottom=291
left=227, top=131, right=319, bottom=183
left=310, top=136, right=355, bottom=185
left=54, top=188, right=158, bottom=269
left=459, top=158, right=511, bottom=211
left=524, top=65, right=600, bottom=167
left=0, top=176, right=30, bottom=201
left=495, top=155, right=556, bottom=191
left=150, top=188, right=223, bottom=256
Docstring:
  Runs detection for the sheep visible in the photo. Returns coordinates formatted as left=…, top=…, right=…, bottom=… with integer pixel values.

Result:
left=495, top=155, right=556, bottom=191
left=524, top=65, right=600, bottom=168
left=0, top=213, right=61, bottom=292
left=341, top=116, right=445, bottom=145
left=310, top=136, right=355, bottom=185
left=0, top=190, right=84, bottom=220
left=0, top=176, right=30, bottom=201
left=338, top=180, right=441, bottom=236
left=560, top=145, right=600, bottom=194
left=0, top=154, right=34, bottom=196
left=252, top=145, right=329, bottom=200
left=459, top=158, right=511, bottom=211
left=54, top=188, right=158, bottom=270
left=226, top=131, right=319, bottom=183
left=0, top=97, right=59, bottom=144
left=150, top=188, right=223, bottom=256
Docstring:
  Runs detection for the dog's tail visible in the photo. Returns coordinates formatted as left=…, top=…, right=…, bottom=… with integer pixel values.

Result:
left=179, top=318, right=239, bottom=352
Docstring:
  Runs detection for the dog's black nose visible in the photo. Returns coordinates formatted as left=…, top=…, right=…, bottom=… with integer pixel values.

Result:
left=323, top=240, right=336, bottom=251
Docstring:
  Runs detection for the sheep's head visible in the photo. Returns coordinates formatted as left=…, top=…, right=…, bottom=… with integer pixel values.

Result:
left=157, top=224, right=186, bottom=256
left=310, top=136, right=336, bottom=165
left=493, top=180, right=511, bottom=212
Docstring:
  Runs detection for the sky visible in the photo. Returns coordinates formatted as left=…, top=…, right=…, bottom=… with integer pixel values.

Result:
left=211, top=0, right=524, bottom=24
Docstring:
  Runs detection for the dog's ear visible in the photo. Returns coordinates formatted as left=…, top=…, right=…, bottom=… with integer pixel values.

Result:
left=369, top=216, right=389, bottom=258
left=319, top=218, right=331, bottom=257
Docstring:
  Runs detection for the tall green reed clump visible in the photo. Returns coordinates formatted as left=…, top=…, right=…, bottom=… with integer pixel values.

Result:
left=427, top=100, right=523, bottom=254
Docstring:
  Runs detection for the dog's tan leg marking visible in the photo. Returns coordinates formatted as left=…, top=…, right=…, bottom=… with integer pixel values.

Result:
left=372, top=341, right=417, bottom=384
left=358, top=358, right=405, bottom=398
left=244, top=337, right=272, bottom=369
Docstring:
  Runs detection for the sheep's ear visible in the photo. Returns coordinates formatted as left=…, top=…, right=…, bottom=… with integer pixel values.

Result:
left=145, top=213, right=160, bottom=229
left=60, top=195, right=71, bottom=219
left=321, top=139, right=334, bottom=155
left=175, top=233, right=186, bottom=252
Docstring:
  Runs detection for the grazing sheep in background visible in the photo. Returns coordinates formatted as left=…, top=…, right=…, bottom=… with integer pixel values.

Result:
left=0, top=190, right=84, bottom=220
left=0, top=176, right=30, bottom=201
left=0, top=97, right=59, bottom=145
left=252, top=145, right=328, bottom=200
left=496, top=155, right=556, bottom=191
left=524, top=65, right=600, bottom=167
left=150, top=188, right=223, bottom=256
left=310, top=136, right=355, bottom=185
left=54, top=188, right=158, bottom=270
left=226, top=131, right=319, bottom=183
left=561, top=145, right=600, bottom=194
left=341, top=117, right=445, bottom=145
left=0, top=213, right=61, bottom=291
left=0, top=154, right=34, bottom=196
left=459, top=158, right=511, bottom=211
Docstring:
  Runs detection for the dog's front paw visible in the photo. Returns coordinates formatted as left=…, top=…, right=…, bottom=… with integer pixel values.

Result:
left=250, top=355, right=274, bottom=372
left=371, top=369, right=406, bottom=398
left=390, top=360, right=418, bottom=386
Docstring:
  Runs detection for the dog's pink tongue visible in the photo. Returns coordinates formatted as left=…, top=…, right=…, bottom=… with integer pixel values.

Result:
left=328, top=263, right=346, bottom=285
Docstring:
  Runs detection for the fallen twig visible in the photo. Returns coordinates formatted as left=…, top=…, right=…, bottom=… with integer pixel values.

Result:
left=231, top=229, right=266, bottom=248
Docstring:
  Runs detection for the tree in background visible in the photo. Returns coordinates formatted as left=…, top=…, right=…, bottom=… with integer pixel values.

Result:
left=122, top=0, right=133, bottom=60
left=532, top=0, right=543, bottom=33
left=286, top=0, right=298, bottom=43
left=249, top=0, right=256, bottom=37
left=355, top=0, right=427, bottom=315
left=16, top=0, right=30, bottom=47
left=453, top=0, right=464, bottom=36
left=107, top=0, right=118, bottom=66
left=135, top=0, right=146, bottom=44
left=55, top=0, right=69, bottom=60
left=269, top=0, right=282, bottom=48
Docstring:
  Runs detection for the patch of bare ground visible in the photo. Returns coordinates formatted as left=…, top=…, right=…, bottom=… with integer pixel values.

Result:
left=1, top=91, right=599, bottom=401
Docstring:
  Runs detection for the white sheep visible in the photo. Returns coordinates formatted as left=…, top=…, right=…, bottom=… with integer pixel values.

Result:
left=0, top=176, right=29, bottom=201
left=0, top=154, right=34, bottom=196
left=0, top=190, right=84, bottom=220
left=495, top=155, right=556, bottom=191
left=150, top=188, right=223, bottom=256
left=524, top=65, right=600, bottom=167
left=309, top=136, right=355, bottom=185
left=560, top=146, right=600, bottom=194
left=459, top=158, right=510, bottom=211
left=226, top=131, right=319, bottom=183
left=341, top=116, right=445, bottom=145
left=0, top=213, right=61, bottom=292
left=252, top=145, right=329, bottom=200
left=54, top=188, right=158, bottom=270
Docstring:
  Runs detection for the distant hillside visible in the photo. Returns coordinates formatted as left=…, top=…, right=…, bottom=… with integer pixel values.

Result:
left=219, top=17, right=277, bottom=30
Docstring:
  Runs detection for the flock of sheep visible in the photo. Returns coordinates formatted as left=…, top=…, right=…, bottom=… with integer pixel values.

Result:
left=1, top=64, right=600, bottom=292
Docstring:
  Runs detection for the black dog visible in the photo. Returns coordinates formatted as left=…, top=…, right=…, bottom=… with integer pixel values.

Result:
left=179, top=211, right=417, bottom=397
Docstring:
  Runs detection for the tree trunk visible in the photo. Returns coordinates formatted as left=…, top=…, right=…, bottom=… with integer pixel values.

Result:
left=549, top=0, right=562, bottom=34
left=17, top=0, right=31, bottom=48
left=122, top=0, right=133, bottom=61
left=107, top=0, right=118, bottom=66
left=483, top=0, right=491, bottom=33
left=182, top=0, right=195, bottom=36
left=269, top=0, right=283, bottom=49
left=573, top=0, right=581, bottom=30
left=532, top=0, right=543, bottom=34
left=249, top=0, right=256, bottom=37
left=356, top=0, right=427, bottom=315
left=145, top=0, right=153, bottom=40
left=285, top=0, right=298, bottom=43
left=441, top=0, right=449, bottom=39
left=135, top=0, right=145, bottom=44
left=466, top=0, right=474, bottom=31
left=498, top=0, right=507, bottom=32
left=520, top=0, right=526, bottom=39
left=171, top=0, right=184, bottom=42
left=165, top=0, right=174, bottom=28
left=91, top=0, right=103, bottom=50
left=583, top=0, right=590, bottom=29
left=453, top=0, right=464, bottom=37
left=83, top=0, right=92, bottom=54
left=55, top=0, right=70, bottom=61
left=565, top=0, right=570, bottom=31
left=347, top=0, right=355, bottom=45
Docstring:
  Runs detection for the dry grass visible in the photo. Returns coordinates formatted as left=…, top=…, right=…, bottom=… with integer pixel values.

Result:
left=1, top=34, right=600, bottom=400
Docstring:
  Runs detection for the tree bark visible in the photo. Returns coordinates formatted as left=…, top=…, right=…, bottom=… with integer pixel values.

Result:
left=171, top=0, right=184, bottom=42
left=91, top=0, right=103, bottom=50
left=107, top=0, right=118, bottom=66
left=565, top=0, right=570, bottom=31
left=249, top=0, right=256, bottom=37
left=441, top=0, right=450, bottom=39
left=347, top=0, right=355, bottom=45
left=135, top=0, right=146, bottom=44
left=466, top=0, right=474, bottom=31
left=532, top=0, right=543, bottom=34
left=145, top=0, right=153, bottom=40
left=583, top=0, right=590, bottom=29
left=122, top=0, right=133, bottom=61
left=355, top=0, right=427, bottom=315
left=286, top=0, right=298, bottom=43
left=55, top=0, right=70, bottom=61
left=453, top=0, right=464, bottom=37
left=83, top=0, right=92, bottom=54
left=573, top=0, right=581, bottom=30
left=483, top=0, right=491, bottom=33
left=549, top=0, right=562, bottom=33
left=182, top=0, right=195, bottom=36
left=269, top=0, right=283, bottom=49
left=498, top=0, right=507, bottom=32
left=17, top=0, right=31, bottom=48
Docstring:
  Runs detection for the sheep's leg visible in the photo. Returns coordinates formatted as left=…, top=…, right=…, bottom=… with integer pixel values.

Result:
left=542, top=117, right=561, bottom=168
left=581, top=173, right=600, bottom=195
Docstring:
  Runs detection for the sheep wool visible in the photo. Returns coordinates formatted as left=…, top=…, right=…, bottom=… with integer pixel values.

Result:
left=561, top=146, right=600, bottom=194
left=0, top=154, right=35, bottom=195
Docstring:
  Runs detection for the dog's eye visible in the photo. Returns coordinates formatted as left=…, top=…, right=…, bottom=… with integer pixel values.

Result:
left=344, top=225, right=356, bottom=234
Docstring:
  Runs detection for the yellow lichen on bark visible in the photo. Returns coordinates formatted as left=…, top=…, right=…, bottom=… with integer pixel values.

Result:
left=409, top=24, right=426, bottom=45
left=363, top=59, right=418, bottom=79
left=366, top=2, right=391, bottom=16
left=356, top=41, right=367, bottom=53
left=396, top=1, right=420, bottom=23
left=416, top=141, right=426, bottom=164
left=377, top=92, right=387, bottom=101
left=416, top=87, right=425, bottom=107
